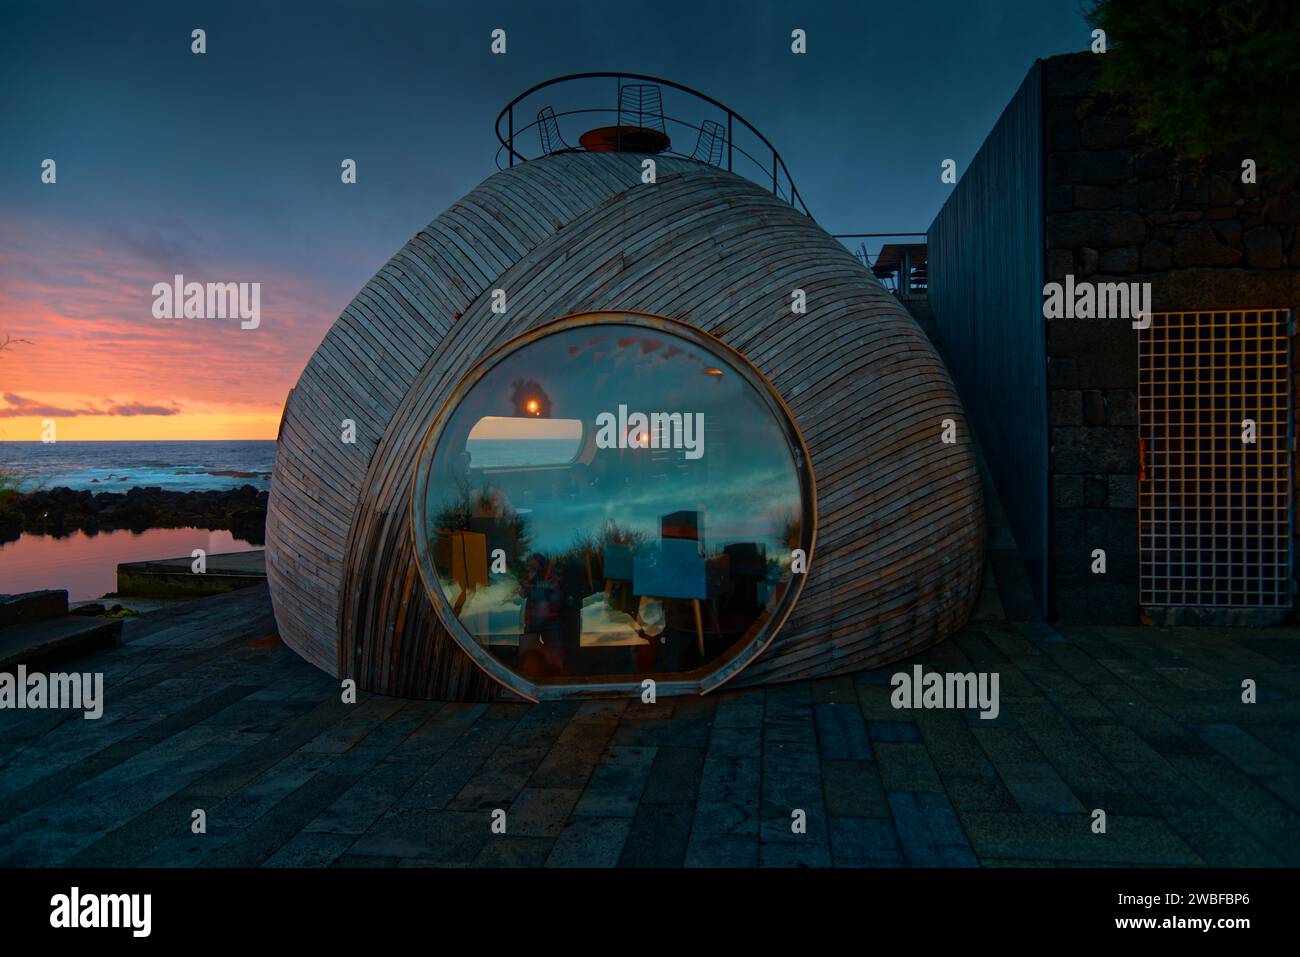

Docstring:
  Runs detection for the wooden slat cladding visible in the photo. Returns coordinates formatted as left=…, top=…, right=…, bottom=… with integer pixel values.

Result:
left=266, top=151, right=985, bottom=699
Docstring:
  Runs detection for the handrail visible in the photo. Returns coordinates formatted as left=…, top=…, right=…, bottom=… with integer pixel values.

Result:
left=496, top=108, right=802, bottom=206
left=494, top=72, right=811, bottom=219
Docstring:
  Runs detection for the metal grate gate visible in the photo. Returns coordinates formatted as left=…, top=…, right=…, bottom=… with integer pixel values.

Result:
left=1138, top=309, right=1294, bottom=608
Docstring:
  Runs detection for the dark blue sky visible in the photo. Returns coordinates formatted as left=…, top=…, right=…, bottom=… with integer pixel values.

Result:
left=0, top=0, right=1091, bottom=435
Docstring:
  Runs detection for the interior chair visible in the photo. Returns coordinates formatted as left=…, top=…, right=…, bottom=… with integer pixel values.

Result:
left=632, top=538, right=708, bottom=655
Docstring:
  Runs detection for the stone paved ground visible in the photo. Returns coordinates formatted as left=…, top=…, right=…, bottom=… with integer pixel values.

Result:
left=1, top=584, right=1297, bottom=868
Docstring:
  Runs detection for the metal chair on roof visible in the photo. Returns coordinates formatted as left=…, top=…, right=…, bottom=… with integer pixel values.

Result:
left=617, top=84, right=666, bottom=133
left=689, top=119, right=726, bottom=166
left=537, top=106, right=569, bottom=155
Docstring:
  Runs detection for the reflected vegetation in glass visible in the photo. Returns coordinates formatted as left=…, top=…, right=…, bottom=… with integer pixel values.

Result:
left=420, top=321, right=808, bottom=684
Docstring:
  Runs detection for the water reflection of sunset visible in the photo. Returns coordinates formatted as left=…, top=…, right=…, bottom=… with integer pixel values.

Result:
left=466, top=416, right=583, bottom=441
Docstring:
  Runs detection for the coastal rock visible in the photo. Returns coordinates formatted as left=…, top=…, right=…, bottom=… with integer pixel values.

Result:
left=7, top=485, right=268, bottom=545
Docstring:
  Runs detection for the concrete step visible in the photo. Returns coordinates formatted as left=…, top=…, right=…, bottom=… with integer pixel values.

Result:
left=0, top=590, right=70, bottom=628
left=116, top=549, right=266, bottom=598
left=0, top=615, right=123, bottom=670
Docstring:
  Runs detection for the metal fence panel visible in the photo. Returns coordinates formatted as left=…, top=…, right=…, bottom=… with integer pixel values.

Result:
left=1138, top=309, right=1294, bottom=608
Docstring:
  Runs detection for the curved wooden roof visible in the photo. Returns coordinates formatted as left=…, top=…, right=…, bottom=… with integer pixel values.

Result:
left=266, top=151, right=985, bottom=700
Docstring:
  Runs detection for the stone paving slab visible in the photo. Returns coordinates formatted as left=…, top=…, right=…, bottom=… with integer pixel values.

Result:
left=0, top=584, right=1296, bottom=867
left=0, top=614, right=122, bottom=669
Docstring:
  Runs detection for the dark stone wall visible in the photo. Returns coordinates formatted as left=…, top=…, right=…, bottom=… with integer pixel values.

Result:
left=1042, top=52, right=1300, bottom=624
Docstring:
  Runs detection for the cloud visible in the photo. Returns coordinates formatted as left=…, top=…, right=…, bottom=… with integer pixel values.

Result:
left=0, top=392, right=180, bottom=418
left=0, top=393, right=82, bottom=417
left=106, top=401, right=180, bottom=417
left=0, top=217, right=349, bottom=415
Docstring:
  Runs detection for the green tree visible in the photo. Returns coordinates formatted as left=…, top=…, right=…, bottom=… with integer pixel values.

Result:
left=1087, top=0, right=1300, bottom=165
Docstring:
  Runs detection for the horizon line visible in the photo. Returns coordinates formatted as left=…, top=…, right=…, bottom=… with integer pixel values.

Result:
left=0, top=437, right=278, bottom=443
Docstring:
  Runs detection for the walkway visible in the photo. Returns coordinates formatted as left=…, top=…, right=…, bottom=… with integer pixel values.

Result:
left=1, top=585, right=1296, bottom=867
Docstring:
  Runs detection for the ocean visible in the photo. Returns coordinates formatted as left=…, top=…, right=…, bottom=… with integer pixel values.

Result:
left=465, top=437, right=578, bottom=468
left=0, top=528, right=261, bottom=602
left=0, top=441, right=274, bottom=600
left=1, top=440, right=276, bottom=493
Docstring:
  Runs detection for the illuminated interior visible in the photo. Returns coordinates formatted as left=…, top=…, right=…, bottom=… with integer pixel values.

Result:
left=416, top=317, right=812, bottom=687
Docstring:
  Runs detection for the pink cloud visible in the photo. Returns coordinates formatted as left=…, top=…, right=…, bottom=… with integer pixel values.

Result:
left=0, top=218, right=347, bottom=415
left=0, top=392, right=182, bottom=418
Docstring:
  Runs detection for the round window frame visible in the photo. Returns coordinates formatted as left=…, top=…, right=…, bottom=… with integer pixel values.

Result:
left=410, top=311, right=817, bottom=701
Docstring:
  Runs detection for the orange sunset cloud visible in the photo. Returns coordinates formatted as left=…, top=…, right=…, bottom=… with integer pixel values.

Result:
left=0, top=218, right=351, bottom=441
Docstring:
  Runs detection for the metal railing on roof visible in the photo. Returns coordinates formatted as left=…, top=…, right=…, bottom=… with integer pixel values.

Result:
left=494, top=72, right=812, bottom=219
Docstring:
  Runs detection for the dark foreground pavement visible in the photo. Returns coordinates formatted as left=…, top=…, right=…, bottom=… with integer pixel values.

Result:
left=1, top=585, right=1297, bottom=867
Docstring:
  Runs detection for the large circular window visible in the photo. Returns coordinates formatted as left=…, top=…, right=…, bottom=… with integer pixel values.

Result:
left=412, top=313, right=814, bottom=698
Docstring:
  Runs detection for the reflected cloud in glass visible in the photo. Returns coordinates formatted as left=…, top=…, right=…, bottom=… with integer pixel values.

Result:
left=420, top=321, right=808, bottom=684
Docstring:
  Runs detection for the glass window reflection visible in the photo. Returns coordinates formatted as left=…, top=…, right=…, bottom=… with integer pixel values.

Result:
left=421, top=320, right=808, bottom=684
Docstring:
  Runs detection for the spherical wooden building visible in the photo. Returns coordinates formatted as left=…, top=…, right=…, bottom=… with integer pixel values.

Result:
left=266, top=75, right=985, bottom=701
